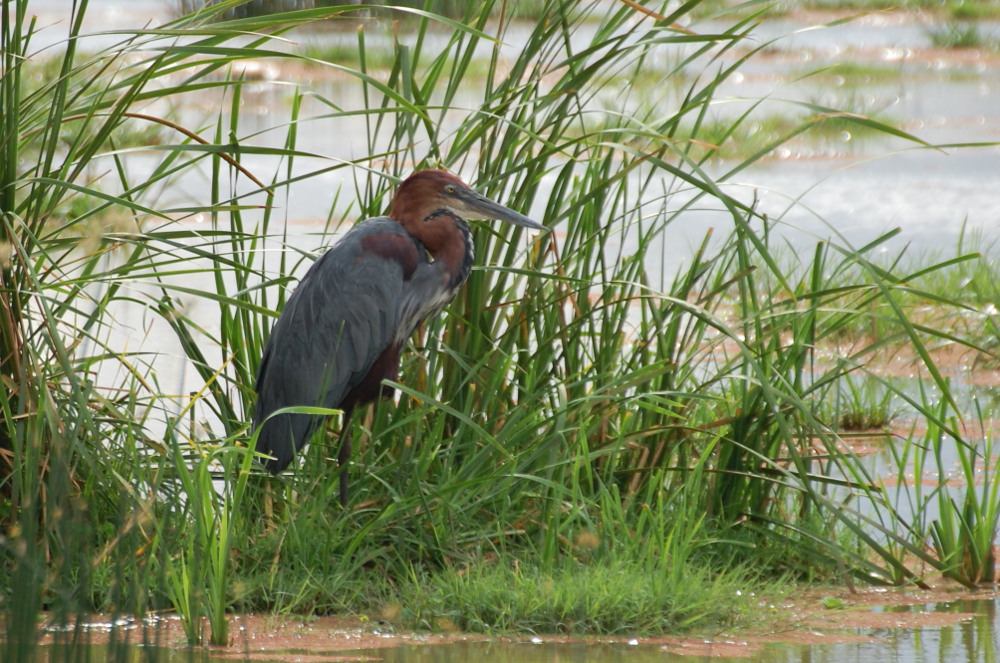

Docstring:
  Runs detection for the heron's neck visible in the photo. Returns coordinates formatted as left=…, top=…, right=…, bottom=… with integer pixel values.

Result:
left=423, top=210, right=473, bottom=290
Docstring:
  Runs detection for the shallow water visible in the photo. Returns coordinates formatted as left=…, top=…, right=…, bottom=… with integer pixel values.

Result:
left=28, top=1, right=1000, bottom=258
left=23, top=597, right=1000, bottom=662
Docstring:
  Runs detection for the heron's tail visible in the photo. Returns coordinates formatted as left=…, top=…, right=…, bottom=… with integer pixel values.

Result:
left=251, top=410, right=322, bottom=473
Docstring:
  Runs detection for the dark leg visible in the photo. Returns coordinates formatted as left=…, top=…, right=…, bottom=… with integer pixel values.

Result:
left=337, top=408, right=354, bottom=507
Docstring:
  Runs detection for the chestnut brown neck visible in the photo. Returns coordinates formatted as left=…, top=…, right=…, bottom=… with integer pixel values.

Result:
left=388, top=170, right=475, bottom=288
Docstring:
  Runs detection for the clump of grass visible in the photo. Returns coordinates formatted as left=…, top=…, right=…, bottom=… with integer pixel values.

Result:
left=833, top=378, right=894, bottom=431
left=948, top=2, right=1000, bottom=20
left=402, top=558, right=776, bottom=634
left=691, top=108, right=896, bottom=160
left=881, top=393, right=1000, bottom=588
left=765, top=1, right=1000, bottom=24
left=303, top=42, right=399, bottom=70
left=794, top=0, right=1000, bottom=16
left=927, top=22, right=991, bottom=49
left=838, top=407, right=891, bottom=432
left=814, top=62, right=905, bottom=84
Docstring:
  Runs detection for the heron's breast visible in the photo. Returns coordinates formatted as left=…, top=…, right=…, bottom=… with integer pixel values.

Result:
left=343, top=341, right=403, bottom=410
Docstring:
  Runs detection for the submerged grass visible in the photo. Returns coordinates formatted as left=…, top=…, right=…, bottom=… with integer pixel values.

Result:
left=2, top=0, right=999, bottom=657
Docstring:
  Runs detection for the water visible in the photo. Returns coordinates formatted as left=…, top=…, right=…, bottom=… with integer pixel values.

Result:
left=27, top=1, right=1000, bottom=259
left=23, top=598, right=1000, bottom=662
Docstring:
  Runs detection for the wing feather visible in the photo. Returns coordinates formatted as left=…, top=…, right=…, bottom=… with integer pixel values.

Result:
left=252, top=219, right=419, bottom=472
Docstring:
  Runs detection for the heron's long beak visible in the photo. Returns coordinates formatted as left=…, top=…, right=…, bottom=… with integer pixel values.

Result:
left=456, top=188, right=546, bottom=231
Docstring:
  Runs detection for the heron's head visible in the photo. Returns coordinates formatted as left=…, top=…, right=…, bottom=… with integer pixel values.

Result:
left=390, top=170, right=545, bottom=232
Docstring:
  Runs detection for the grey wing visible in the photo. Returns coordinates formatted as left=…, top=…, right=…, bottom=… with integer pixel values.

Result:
left=251, top=220, right=409, bottom=473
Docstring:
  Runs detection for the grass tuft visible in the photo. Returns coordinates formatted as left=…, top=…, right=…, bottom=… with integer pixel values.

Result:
left=402, top=558, right=776, bottom=634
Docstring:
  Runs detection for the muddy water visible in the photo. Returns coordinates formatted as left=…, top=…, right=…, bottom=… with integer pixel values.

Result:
left=29, top=1, right=997, bottom=292
left=53, top=1, right=1000, bottom=361
left=29, top=2, right=1000, bottom=264
left=24, top=597, right=1000, bottom=662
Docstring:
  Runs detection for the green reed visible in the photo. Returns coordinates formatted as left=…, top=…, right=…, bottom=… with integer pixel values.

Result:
left=2, top=0, right=999, bottom=654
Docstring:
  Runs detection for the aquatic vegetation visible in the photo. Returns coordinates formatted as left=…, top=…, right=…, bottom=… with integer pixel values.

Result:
left=927, top=21, right=994, bottom=50
left=778, top=0, right=1000, bottom=20
left=1, top=0, right=999, bottom=659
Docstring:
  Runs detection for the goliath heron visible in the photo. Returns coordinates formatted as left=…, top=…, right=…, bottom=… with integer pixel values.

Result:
left=251, top=169, right=544, bottom=505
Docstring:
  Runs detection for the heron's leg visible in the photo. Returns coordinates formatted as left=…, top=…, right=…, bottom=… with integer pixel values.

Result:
left=337, top=409, right=354, bottom=507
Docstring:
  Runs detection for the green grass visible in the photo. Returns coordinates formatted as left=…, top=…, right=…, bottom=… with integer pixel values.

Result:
left=787, top=0, right=1000, bottom=19
left=690, top=107, right=898, bottom=160
left=948, top=3, right=1000, bottom=21
left=3, top=0, right=1000, bottom=658
left=402, top=557, right=777, bottom=634
left=805, top=62, right=906, bottom=84
left=827, top=377, right=895, bottom=432
left=927, top=22, right=994, bottom=50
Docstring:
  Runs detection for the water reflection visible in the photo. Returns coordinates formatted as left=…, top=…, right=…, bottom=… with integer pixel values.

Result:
left=372, top=641, right=673, bottom=663
left=25, top=599, right=1000, bottom=662
left=353, top=599, right=999, bottom=663
left=758, top=599, right=1000, bottom=663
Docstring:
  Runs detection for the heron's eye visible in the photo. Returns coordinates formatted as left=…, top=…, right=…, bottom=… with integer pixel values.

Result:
left=444, top=184, right=457, bottom=195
